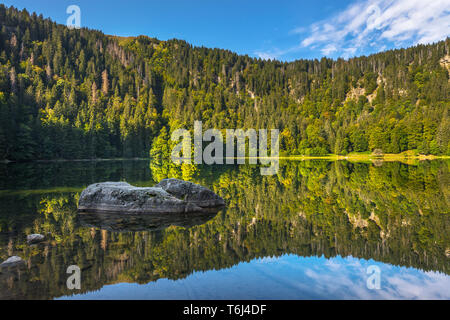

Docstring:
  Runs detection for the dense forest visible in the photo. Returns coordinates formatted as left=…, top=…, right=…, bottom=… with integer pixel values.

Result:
left=0, top=5, right=449, bottom=161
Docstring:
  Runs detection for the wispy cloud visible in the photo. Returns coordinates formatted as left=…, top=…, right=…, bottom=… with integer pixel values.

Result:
left=299, top=0, right=450, bottom=58
left=254, top=51, right=280, bottom=61
left=255, top=45, right=302, bottom=61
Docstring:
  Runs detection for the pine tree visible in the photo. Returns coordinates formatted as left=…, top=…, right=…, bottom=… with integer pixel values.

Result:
left=101, top=69, right=109, bottom=95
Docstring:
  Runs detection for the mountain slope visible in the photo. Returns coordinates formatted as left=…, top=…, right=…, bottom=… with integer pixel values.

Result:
left=0, top=4, right=449, bottom=161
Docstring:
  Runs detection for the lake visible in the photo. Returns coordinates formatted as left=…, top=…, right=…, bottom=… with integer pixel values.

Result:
left=0, top=159, right=449, bottom=299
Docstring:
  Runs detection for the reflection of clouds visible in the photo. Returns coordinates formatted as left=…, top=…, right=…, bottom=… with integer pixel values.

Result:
left=324, top=259, right=342, bottom=271
left=294, top=256, right=450, bottom=299
left=257, top=256, right=279, bottom=264
left=227, top=255, right=450, bottom=299
left=383, top=271, right=450, bottom=300
left=303, top=261, right=372, bottom=299
left=61, top=254, right=450, bottom=300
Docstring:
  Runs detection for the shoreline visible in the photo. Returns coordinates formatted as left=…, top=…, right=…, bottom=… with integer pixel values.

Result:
left=278, top=154, right=450, bottom=161
left=0, top=158, right=150, bottom=164
left=1, top=154, right=449, bottom=164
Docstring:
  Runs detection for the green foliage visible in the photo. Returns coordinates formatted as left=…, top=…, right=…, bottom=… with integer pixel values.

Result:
left=0, top=5, right=449, bottom=160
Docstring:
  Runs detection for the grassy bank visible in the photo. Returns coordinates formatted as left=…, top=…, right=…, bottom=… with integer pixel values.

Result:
left=279, top=151, right=450, bottom=162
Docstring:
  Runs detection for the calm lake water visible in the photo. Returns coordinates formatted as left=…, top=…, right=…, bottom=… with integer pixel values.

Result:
left=0, top=160, right=449, bottom=300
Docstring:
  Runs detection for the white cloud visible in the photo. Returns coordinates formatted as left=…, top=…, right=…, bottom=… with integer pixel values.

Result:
left=255, top=45, right=302, bottom=60
left=299, top=0, right=450, bottom=58
left=321, top=44, right=338, bottom=55
left=255, top=51, right=279, bottom=60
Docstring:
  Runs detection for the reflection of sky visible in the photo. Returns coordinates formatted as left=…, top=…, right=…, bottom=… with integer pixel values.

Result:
left=58, top=255, right=450, bottom=300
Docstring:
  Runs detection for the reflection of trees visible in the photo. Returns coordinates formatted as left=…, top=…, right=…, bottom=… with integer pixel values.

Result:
left=0, top=160, right=448, bottom=299
left=0, top=160, right=153, bottom=191
left=149, top=159, right=198, bottom=182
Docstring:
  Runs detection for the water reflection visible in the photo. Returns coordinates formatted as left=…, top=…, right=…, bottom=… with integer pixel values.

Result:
left=78, top=211, right=220, bottom=232
left=58, top=255, right=450, bottom=300
left=0, top=160, right=448, bottom=299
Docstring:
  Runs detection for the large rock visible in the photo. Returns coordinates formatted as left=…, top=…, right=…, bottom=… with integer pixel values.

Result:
left=0, top=256, right=25, bottom=268
left=155, top=178, right=225, bottom=208
left=78, top=180, right=224, bottom=214
left=27, top=234, right=45, bottom=244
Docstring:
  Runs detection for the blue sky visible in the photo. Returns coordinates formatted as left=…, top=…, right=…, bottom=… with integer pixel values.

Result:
left=2, top=0, right=450, bottom=61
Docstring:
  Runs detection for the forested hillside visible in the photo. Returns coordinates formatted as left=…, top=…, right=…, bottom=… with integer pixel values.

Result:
left=0, top=5, right=449, bottom=161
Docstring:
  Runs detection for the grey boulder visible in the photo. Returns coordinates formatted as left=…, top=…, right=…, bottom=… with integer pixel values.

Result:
left=78, top=180, right=224, bottom=214
left=0, top=256, right=25, bottom=268
left=156, top=178, right=225, bottom=209
left=27, top=234, right=45, bottom=244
